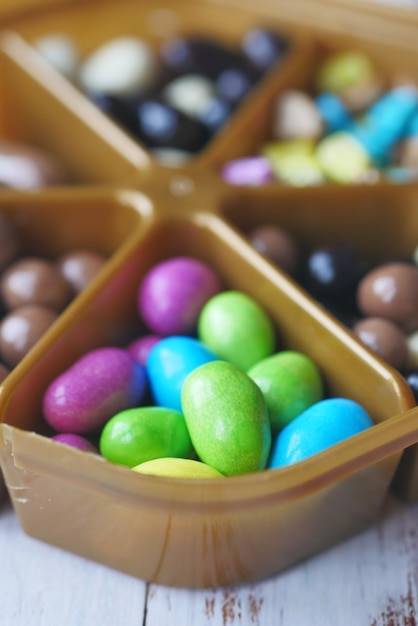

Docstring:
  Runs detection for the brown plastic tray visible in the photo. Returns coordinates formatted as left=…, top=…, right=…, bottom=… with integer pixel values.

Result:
left=0, top=204, right=417, bottom=589
left=0, top=0, right=416, bottom=589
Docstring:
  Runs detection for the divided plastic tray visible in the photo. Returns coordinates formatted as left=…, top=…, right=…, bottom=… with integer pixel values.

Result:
left=0, top=0, right=417, bottom=588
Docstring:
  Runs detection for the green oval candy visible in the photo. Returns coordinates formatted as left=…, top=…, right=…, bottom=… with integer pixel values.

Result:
left=99, top=406, right=193, bottom=467
left=181, top=360, right=271, bottom=476
left=248, top=350, right=324, bottom=435
left=132, top=457, right=224, bottom=479
left=197, top=290, right=276, bottom=372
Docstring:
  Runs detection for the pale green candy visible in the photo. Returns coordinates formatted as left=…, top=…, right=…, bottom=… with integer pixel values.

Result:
left=198, top=290, right=275, bottom=372
left=248, top=350, right=324, bottom=435
left=181, top=360, right=271, bottom=476
left=316, top=132, right=370, bottom=184
left=132, top=457, right=224, bottom=479
left=316, top=51, right=375, bottom=94
left=263, top=140, right=324, bottom=186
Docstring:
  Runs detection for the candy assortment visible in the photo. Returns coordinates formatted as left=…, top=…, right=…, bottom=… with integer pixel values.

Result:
left=33, top=28, right=290, bottom=161
left=246, top=222, right=418, bottom=395
left=222, top=50, right=418, bottom=186
left=0, top=211, right=106, bottom=370
left=41, top=256, right=374, bottom=478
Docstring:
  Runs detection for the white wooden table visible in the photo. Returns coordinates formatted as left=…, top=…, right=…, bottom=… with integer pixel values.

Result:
left=2, top=493, right=418, bottom=626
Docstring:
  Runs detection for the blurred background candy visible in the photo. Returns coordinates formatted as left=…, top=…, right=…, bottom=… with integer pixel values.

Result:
left=33, top=28, right=291, bottom=160
left=221, top=49, right=418, bottom=187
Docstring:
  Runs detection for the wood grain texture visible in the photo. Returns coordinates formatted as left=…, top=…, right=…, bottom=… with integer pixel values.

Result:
left=0, top=500, right=146, bottom=626
left=3, top=495, right=418, bottom=625
left=144, top=497, right=418, bottom=626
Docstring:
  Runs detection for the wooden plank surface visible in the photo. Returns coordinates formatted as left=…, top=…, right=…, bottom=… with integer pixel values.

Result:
left=3, top=494, right=418, bottom=625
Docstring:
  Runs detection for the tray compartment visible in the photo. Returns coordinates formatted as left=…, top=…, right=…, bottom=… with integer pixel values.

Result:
left=0, top=206, right=416, bottom=587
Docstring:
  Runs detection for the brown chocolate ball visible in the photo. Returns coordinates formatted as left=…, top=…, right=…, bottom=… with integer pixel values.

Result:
left=0, top=141, right=69, bottom=190
left=1, top=257, right=73, bottom=312
left=357, top=262, right=418, bottom=333
left=57, top=250, right=106, bottom=294
left=353, top=316, right=409, bottom=371
left=0, top=304, right=58, bottom=367
left=248, top=224, right=299, bottom=275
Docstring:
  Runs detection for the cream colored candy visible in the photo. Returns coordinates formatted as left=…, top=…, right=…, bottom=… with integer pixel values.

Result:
left=272, top=90, right=324, bottom=141
left=341, top=75, right=384, bottom=113
left=79, top=37, right=159, bottom=96
left=132, top=457, right=224, bottom=479
left=316, top=132, right=370, bottom=184
left=163, top=74, right=215, bottom=118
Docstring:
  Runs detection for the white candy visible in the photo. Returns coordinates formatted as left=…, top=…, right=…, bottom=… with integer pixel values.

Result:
left=78, top=37, right=159, bottom=96
left=163, top=75, right=215, bottom=118
left=272, top=90, right=324, bottom=141
left=34, top=34, right=80, bottom=80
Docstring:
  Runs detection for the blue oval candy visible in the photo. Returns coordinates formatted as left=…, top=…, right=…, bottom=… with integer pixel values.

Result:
left=269, top=397, right=373, bottom=468
left=146, top=335, right=219, bottom=411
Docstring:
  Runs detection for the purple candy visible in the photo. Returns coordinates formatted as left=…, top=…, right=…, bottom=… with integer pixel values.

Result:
left=138, top=256, right=222, bottom=336
left=43, top=347, right=147, bottom=434
left=127, top=334, right=162, bottom=366
left=221, top=156, right=274, bottom=186
left=52, top=433, right=98, bottom=453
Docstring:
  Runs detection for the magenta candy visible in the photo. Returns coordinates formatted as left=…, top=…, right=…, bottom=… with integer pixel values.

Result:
left=138, top=256, right=222, bottom=336
left=127, top=334, right=162, bottom=366
left=52, top=433, right=98, bottom=452
left=43, top=347, right=147, bottom=434
left=221, top=157, right=274, bottom=186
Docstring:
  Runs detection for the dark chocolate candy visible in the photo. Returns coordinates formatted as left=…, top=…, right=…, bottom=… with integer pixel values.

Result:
left=127, top=98, right=209, bottom=152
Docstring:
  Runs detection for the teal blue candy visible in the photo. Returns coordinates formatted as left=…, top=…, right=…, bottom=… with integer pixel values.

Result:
left=197, top=290, right=276, bottom=372
left=181, top=360, right=271, bottom=476
left=269, top=397, right=374, bottom=468
left=99, top=406, right=194, bottom=467
left=248, top=350, right=324, bottom=435
left=146, top=335, right=219, bottom=412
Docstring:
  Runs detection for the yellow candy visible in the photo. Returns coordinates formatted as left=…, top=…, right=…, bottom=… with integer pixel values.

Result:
left=316, top=132, right=370, bottom=184
left=316, top=51, right=375, bottom=94
left=262, top=140, right=325, bottom=186
left=132, top=457, right=224, bottom=479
